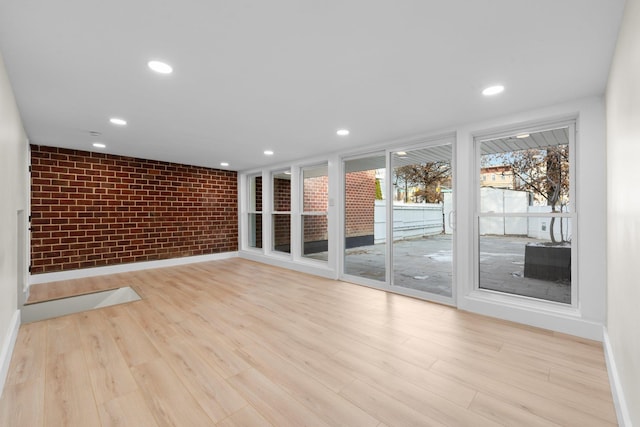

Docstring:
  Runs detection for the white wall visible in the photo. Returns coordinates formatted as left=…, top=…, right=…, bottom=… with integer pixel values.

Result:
left=0, top=52, right=29, bottom=395
left=606, top=0, right=640, bottom=424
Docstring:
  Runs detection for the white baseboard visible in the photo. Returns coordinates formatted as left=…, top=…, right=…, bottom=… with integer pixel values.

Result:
left=460, top=292, right=604, bottom=341
left=29, top=251, right=238, bottom=285
left=0, top=310, right=21, bottom=399
left=603, top=327, right=632, bottom=427
left=239, top=250, right=337, bottom=280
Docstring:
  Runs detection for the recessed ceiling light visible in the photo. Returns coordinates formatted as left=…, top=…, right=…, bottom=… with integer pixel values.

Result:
left=264, top=150, right=274, bottom=156
left=397, top=151, right=407, bottom=156
left=337, top=129, right=350, bottom=136
left=109, top=117, right=127, bottom=126
left=92, top=142, right=106, bottom=148
left=482, top=85, right=505, bottom=96
left=284, top=171, right=291, bottom=175
left=148, top=60, right=173, bottom=74
left=220, top=162, right=229, bottom=167
left=516, top=133, right=530, bottom=139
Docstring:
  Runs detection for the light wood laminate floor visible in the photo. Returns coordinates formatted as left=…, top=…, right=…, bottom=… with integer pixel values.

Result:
left=2, top=258, right=617, bottom=426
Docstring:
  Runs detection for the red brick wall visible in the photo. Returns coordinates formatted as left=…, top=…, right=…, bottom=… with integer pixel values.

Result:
left=273, top=178, right=291, bottom=248
left=345, top=170, right=376, bottom=238
left=273, top=178, right=291, bottom=211
left=302, top=215, right=328, bottom=242
left=249, top=176, right=262, bottom=248
left=303, top=176, right=328, bottom=242
left=30, top=145, right=238, bottom=274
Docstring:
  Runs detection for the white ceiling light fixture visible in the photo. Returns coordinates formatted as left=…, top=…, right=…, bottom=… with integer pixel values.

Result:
left=397, top=151, right=407, bottom=156
left=109, top=117, right=127, bottom=126
left=264, top=150, right=274, bottom=156
left=148, top=60, right=173, bottom=74
left=516, top=133, right=530, bottom=139
left=220, top=162, right=229, bottom=167
left=336, top=129, right=350, bottom=136
left=482, top=85, right=505, bottom=96
left=92, top=142, right=106, bottom=148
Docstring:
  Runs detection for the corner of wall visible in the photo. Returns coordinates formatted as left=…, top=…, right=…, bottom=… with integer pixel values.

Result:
left=0, top=310, right=21, bottom=399
left=603, top=327, right=632, bottom=427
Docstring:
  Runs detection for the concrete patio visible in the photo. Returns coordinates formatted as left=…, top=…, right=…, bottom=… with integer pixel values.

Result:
left=342, top=234, right=571, bottom=304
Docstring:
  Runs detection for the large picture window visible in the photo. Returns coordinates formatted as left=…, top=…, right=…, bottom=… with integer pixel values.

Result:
left=476, top=125, right=575, bottom=304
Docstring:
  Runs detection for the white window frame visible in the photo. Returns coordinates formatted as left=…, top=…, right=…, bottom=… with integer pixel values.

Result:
left=270, top=168, right=293, bottom=257
left=300, top=163, right=329, bottom=263
left=473, top=120, right=578, bottom=312
left=245, top=172, right=264, bottom=252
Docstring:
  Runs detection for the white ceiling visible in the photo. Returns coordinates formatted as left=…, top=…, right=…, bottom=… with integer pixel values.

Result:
left=0, top=1, right=625, bottom=172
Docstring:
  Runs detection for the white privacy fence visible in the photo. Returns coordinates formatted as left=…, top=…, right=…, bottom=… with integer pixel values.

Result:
left=374, top=201, right=444, bottom=243
left=373, top=188, right=571, bottom=244
left=480, top=188, right=572, bottom=241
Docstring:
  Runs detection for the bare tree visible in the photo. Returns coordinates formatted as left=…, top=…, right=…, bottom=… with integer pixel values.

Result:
left=491, top=145, right=569, bottom=243
left=394, top=162, right=451, bottom=203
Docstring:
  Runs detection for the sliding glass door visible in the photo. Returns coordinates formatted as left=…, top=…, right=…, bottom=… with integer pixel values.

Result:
left=391, top=145, right=453, bottom=298
left=342, top=142, right=454, bottom=303
left=343, top=155, right=386, bottom=282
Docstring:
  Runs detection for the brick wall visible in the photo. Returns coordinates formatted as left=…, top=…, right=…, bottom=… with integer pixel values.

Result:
left=273, top=178, right=291, bottom=249
left=249, top=176, right=262, bottom=248
left=273, top=178, right=291, bottom=211
left=345, top=170, right=376, bottom=238
left=30, top=145, right=238, bottom=274
left=303, top=175, right=328, bottom=242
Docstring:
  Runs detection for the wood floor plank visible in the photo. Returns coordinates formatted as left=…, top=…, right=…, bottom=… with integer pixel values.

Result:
left=227, top=368, right=332, bottom=427
left=0, top=379, right=44, bottom=427
left=125, top=300, right=179, bottom=346
left=163, top=335, right=247, bottom=422
left=174, top=314, right=253, bottom=379
left=237, top=343, right=380, bottom=426
left=1, top=258, right=617, bottom=426
left=131, top=358, right=215, bottom=427
left=353, top=369, right=500, bottom=427
left=548, top=365, right=614, bottom=398
left=436, top=347, right=617, bottom=421
left=330, top=346, right=477, bottom=408
left=4, top=321, right=47, bottom=386
left=99, top=390, right=160, bottom=427
left=44, top=350, right=102, bottom=427
left=216, top=405, right=273, bottom=427
left=469, top=392, right=564, bottom=427
left=235, top=321, right=357, bottom=393
left=46, top=315, right=83, bottom=355
left=75, top=316, right=138, bottom=404
left=103, top=308, right=161, bottom=367
left=74, top=307, right=113, bottom=333
left=340, top=378, right=446, bottom=427
left=431, top=359, right=617, bottom=426
left=499, top=342, right=610, bottom=381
